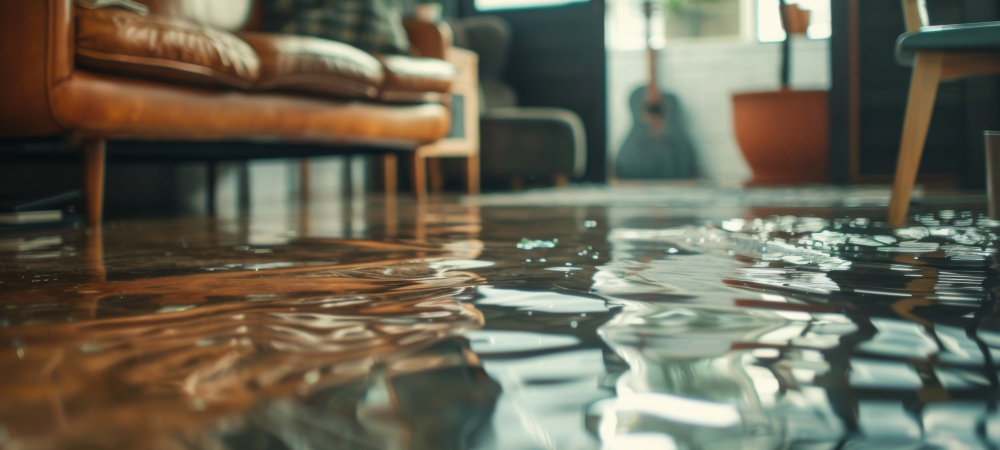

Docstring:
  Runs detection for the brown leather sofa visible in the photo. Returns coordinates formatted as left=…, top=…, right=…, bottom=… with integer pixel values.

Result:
left=0, top=0, right=463, bottom=225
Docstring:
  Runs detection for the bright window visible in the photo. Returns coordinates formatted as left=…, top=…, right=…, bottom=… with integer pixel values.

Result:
left=757, top=0, right=831, bottom=42
left=603, top=0, right=830, bottom=49
left=475, top=0, right=588, bottom=12
left=606, top=0, right=666, bottom=50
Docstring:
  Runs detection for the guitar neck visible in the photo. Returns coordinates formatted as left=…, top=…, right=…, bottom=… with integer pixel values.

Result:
left=643, top=0, right=661, bottom=99
left=647, top=47, right=659, bottom=96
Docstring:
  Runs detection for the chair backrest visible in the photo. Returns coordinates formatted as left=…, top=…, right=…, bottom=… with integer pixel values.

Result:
left=451, top=15, right=519, bottom=110
left=901, top=0, right=929, bottom=32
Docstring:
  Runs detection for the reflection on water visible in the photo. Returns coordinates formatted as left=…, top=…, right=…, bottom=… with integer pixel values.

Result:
left=0, top=258, right=486, bottom=449
left=1, top=204, right=999, bottom=449
left=591, top=211, right=1000, bottom=449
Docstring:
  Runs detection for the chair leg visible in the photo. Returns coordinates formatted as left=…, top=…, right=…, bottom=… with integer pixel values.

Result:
left=466, top=154, right=480, bottom=195
left=888, top=51, right=944, bottom=225
left=383, top=153, right=398, bottom=196
left=82, top=138, right=106, bottom=228
left=412, top=153, right=427, bottom=202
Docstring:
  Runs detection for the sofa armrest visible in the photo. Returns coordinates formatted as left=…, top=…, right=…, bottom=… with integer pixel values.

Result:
left=0, top=0, right=74, bottom=137
left=403, top=19, right=453, bottom=60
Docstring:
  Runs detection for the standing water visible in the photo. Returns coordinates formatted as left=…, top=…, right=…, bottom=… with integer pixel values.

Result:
left=0, top=204, right=997, bottom=449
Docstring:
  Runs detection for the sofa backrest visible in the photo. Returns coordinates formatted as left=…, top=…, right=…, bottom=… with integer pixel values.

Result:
left=0, top=0, right=263, bottom=138
left=139, top=0, right=256, bottom=31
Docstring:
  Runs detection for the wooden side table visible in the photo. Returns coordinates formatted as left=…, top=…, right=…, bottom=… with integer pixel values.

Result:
left=383, top=47, right=480, bottom=201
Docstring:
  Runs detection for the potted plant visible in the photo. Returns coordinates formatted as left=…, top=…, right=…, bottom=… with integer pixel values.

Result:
left=731, top=0, right=828, bottom=184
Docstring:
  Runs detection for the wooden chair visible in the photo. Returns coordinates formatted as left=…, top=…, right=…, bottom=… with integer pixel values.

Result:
left=383, top=46, right=481, bottom=202
left=887, top=0, right=1000, bottom=224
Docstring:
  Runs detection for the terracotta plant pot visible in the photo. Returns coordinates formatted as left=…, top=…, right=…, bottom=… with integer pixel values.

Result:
left=781, top=4, right=811, bottom=35
left=732, top=89, right=829, bottom=184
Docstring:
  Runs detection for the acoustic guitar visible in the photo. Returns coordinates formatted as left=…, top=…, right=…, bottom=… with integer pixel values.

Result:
left=615, top=0, right=699, bottom=180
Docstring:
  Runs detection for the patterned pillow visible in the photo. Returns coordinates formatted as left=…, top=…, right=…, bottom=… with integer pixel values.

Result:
left=262, top=0, right=411, bottom=55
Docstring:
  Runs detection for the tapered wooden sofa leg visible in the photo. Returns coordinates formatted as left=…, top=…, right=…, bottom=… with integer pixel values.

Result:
left=383, top=153, right=398, bottom=196
left=82, top=138, right=106, bottom=228
left=412, top=153, right=427, bottom=202
left=299, top=159, right=311, bottom=204
left=429, top=158, right=444, bottom=193
left=466, top=154, right=480, bottom=195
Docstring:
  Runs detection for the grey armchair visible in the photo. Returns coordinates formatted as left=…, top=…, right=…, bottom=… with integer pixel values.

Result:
left=450, top=16, right=586, bottom=186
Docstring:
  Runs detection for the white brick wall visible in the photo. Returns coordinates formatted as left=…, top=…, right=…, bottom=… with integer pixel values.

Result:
left=607, top=36, right=830, bottom=185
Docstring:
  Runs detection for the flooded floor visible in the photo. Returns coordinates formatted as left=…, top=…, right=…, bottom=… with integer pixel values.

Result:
left=1, top=195, right=998, bottom=449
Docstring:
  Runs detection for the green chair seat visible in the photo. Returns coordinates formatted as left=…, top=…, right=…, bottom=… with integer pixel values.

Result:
left=897, top=21, right=1000, bottom=65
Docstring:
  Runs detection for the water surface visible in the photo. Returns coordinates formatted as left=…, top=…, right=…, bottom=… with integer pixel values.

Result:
left=1, top=202, right=998, bottom=449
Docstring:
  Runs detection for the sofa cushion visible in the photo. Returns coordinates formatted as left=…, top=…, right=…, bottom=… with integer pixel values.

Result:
left=379, top=55, right=455, bottom=93
left=49, top=71, right=451, bottom=145
left=239, top=32, right=384, bottom=99
left=75, top=8, right=260, bottom=89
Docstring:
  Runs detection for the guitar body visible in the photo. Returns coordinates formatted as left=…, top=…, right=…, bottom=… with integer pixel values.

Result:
left=616, top=87, right=699, bottom=179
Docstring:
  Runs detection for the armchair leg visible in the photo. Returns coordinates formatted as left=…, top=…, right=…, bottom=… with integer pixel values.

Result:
left=466, top=154, right=480, bottom=195
left=888, top=51, right=944, bottom=225
left=82, top=138, right=106, bottom=228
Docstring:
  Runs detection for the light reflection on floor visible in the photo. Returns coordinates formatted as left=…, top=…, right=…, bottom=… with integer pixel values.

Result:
left=0, top=195, right=997, bottom=449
